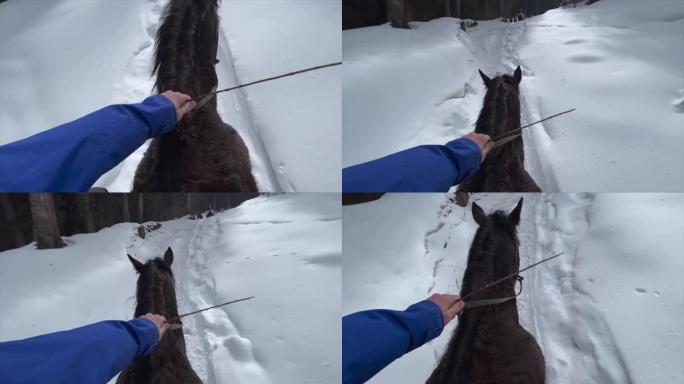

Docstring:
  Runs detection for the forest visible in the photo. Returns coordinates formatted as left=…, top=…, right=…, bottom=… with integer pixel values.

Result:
left=0, top=193, right=261, bottom=251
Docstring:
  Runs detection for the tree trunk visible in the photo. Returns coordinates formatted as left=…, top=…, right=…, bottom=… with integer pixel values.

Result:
left=77, top=194, right=95, bottom=233
left=29, top=193, right=65, bottom=249
left=1, top=195, right=26, bottom=248
left=388, top=0, right=410, bottom=29
left=138, top=194, right=144, bottom=223
left=122, top=194, right=130, bottom=222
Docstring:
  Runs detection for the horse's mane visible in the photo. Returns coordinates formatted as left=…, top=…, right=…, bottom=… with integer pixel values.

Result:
left=152, top=0, right=220, bottom=96
left=475, top=75, right=522, bottom=151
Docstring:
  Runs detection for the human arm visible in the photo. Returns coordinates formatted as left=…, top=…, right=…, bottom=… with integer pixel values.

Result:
left=0, top=316, right=165, bottom=384
left=0, top=92, right=195, bottom=192
left=342, top=295, right=464, bottom=384
left=342, top=134, right=491, bottom=192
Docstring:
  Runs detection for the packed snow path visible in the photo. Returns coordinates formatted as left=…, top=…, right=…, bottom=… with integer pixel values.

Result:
left=343, top=193, right=683, bottom=384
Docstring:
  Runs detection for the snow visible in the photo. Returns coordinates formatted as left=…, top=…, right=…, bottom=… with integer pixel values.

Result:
left=0, top=194, right=341, bottom=384
left=343, top=0, right=684, bottom=192
left=342, top=193, right=684, bottom=384
left=0, top=0, right=340, bottom=192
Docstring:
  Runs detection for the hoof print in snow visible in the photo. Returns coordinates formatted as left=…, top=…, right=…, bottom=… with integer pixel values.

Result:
left=634, top=287, right=647, bottom=294
left=563, top=38, right=586, bottom=45
left=568, top=54, right=603, bottom=63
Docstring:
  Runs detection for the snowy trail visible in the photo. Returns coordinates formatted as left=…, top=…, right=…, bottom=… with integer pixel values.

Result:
left=454, top=20, right=560, bottom=191
left=428, top=194, right=641, bottom=383
left=125, top=215, right=272, bottom=384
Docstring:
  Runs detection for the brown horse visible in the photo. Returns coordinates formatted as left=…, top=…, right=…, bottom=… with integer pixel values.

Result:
left=117, top=248, right=202, bottom=384
left=426, top=198, right=545, bottom=384
left=457, top=67, right=541, bottom=192
left=133, top=0, right=257, bottom=192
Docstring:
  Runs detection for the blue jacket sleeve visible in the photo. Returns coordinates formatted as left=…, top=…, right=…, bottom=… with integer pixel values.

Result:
left=342, top=300, right=445, bottom=384
left=342, top=138, right=481, bottom=192
left=0, top=318, right=159, bottom=384
left=0, top=95, right=177, bottom=192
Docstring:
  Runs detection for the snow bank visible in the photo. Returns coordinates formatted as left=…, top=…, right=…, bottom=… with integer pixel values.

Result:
left=0, top=0, right=340, bottom=192
left=342, top=0, right=684, bottom=192
left=220, top=1, right=341, bottom=192
left=519, top=0, right=684, bottom=191
left=343, top=193, right=684, bottom=384
left=0, top=194, right=341, bottom=384
left=343, top=19, right=480, bottom=168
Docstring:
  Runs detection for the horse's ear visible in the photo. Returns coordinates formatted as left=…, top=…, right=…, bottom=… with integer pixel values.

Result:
left=127, top=254, right=143, bottom=272
left=479, top=69, right=492, bottom=87
left=513, top=65, right=522, bottom=85
left=508, top=198, right=524, bottom=226
left=472, top=202, right=488, bottom=226
left=163, top=247, right=174, bottom=267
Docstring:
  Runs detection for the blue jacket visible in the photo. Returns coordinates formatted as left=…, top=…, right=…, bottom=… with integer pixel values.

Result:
left=342, top=138, right=481, bottom=192
left=0, top=318, right=159, bottom=384
left=0, top=95, right=177, bottom=192
left=343, top=300, right=445, bottom=384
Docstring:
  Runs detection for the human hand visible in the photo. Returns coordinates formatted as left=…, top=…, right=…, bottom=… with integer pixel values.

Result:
left=428, top=293, right=465, bottom=326
left=463, top=132, right=493, bottom=162
left=161, top=91, right=197, bottom=122
left=142, top=313, right=169, bottom=341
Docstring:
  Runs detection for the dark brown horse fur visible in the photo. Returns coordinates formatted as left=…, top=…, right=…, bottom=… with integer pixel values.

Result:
left=117, top=248, right=202, bottom=384
left=457, top=66, right=541, bottom=192
left=133, top=0, right=257, bottom=192
left=426, top=199, right=545, bottom=384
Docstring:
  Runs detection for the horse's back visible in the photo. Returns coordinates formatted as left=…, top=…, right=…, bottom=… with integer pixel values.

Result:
left=459, top=318, right=545, bottom=384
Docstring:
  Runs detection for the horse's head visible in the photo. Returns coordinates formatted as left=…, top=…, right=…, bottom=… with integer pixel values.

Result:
left=462, top=198, right=523, bottom=298
left=127, top=247, right=179, bottom=319
left=478, top=66, right=522, bottom=93
left=475, top=66, right=522, bottom=138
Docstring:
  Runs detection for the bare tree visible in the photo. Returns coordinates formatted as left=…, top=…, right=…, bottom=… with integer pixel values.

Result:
left=29, top=193, right=65, bottom=249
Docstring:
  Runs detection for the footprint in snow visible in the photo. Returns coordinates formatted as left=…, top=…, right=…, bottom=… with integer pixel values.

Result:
left=634, top=288, right=647, bottom=294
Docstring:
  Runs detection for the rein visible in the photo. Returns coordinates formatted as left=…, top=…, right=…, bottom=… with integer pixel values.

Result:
left=464, top=275, right=523, bottom=309
left=459, top=252, right=564, bottom=310
left=490, top=108, right=576, bottom=143
left=191, top=61, right=342, bottom=102
left=165, top=296, right=254, bottom=326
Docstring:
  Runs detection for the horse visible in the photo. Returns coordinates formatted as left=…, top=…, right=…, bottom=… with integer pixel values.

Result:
left=117, top=247, right=202, bottom=384
left=133, top=0, right=257, bottom=192
left=426, top=198, right=545, bottom=384
left=456, top=66, right=541, bottom=192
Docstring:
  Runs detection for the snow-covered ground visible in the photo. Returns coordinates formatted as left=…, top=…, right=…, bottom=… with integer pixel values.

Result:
left=0, top=194, right=341, bottom=384
left=343, top=0, right=684, bottom=192
left=343, top=193, right=684, bottom=384
left=0, top=0, right=341, bottom=192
